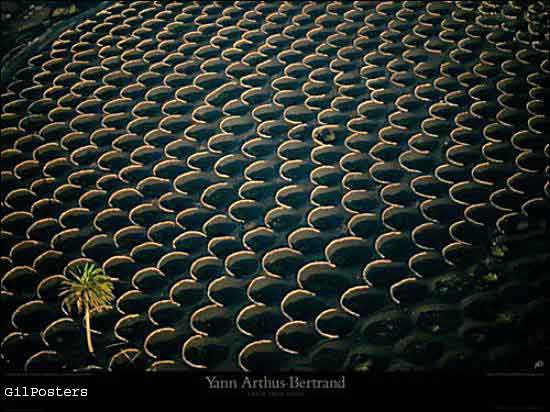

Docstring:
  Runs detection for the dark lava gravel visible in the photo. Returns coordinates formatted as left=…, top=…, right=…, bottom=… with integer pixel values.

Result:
left=1, top=1, right=549, bottom=372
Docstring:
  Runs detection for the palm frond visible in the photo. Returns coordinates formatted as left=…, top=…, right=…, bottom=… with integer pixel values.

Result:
left=59, top=263, right=115, bottom=315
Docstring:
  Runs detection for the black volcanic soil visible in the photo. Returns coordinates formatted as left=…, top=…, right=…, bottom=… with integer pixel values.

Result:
left=1, top=1, right=549, bottom=373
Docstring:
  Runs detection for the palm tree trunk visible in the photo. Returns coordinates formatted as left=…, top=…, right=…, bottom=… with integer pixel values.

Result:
left=84, top=303, right=94, bottom=354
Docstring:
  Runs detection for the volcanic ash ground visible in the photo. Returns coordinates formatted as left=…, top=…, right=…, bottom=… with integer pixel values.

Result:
left=1, top=1, right=549, bottom=372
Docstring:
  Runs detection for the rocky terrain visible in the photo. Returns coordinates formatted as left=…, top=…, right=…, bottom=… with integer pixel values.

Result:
left=1, top=1, right=549, bottom=372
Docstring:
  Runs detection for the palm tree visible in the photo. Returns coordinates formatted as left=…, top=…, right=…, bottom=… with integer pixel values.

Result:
left=60, top=263, right=115, bottom=354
